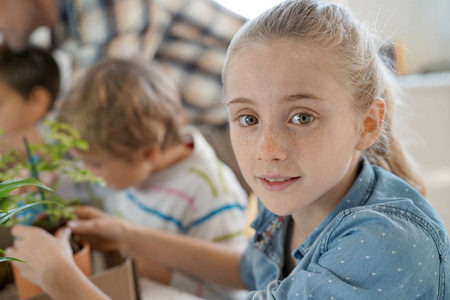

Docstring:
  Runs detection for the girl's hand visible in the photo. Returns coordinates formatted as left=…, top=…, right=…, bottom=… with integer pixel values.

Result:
left=68, top=206, right=129, bottom=252
left=5, top=225, right=75, bottom=287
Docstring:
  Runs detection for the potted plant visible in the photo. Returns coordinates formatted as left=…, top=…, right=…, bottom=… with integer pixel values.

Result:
left=0, top=178, right=85, bottom=300
left=0, top=121, right=104, bottom=299
left=0, top=177, right=54, bottom=262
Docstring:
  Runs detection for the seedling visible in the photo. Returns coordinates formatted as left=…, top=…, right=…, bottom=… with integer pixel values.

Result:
left=0, top=121, right=104, bottom=265
left=0, top=120, right=103, bottom=227
left=0, top=178, right=53, bottom=263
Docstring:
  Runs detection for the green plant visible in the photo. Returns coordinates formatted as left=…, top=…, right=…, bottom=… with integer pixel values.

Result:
left=0, top=178, right=53, bottom=263
left=0, top=120, right=102, bottom=293
left=0, top=120, right=103, bottom=227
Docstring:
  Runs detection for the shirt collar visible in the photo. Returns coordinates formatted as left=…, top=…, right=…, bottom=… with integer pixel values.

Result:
left=294, top=157, right=376, bottom=257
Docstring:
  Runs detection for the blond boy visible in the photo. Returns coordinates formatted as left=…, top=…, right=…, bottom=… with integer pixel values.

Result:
left=57, top=58, right=248, bottom=300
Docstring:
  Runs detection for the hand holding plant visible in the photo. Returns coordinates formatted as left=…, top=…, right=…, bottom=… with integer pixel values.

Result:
left=69, top=206, right=128, bottom=253
left=0, top=121, right=103, bottom=292
left=4, top=225, right=75, bottom=287
left=0, top=178, right=53, bottom=264
left=0, top=121, right=102, bottom=297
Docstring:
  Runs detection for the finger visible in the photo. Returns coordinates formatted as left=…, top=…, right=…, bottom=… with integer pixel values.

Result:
left=10, top=185, right=38, bottom=195
left=11, top=224, right=32, bottom=238
left=73, top=206, right=105, bottom=219
left=5, top=247, right=16, bottom=257
left=54, top=227, right=72, bottom=242
left=18, top=169, right=31, bottom=177
left=11, top=224, right=47, bottom=238
left=67, top=219, right=100, bottom=235
left=5, top=247, right=25, bottom=265
left=9, top=188, right=21, bottom=196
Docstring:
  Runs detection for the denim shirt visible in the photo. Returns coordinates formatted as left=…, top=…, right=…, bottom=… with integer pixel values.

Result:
left=240, top=159, right=450, bottom=299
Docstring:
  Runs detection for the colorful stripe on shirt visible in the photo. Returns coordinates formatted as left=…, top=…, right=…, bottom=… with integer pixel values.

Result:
left=126, top=192, right=245, bottom=233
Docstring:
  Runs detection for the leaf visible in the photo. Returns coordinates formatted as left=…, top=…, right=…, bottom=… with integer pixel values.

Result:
left=0, top=248, right=26, bottom=263
left=0, top=256, right=26, bottom=263
left=0, top=200, right=63, bottom=225
left=0, top=178, right=53, bottom=198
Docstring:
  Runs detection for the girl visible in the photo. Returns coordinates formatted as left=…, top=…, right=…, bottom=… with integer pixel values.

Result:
left=7, top=1, right=449, bottom=299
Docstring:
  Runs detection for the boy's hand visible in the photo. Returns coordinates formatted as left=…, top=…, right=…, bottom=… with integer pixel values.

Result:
left=9, top=170, right=57, bottom=195
left=5, top=225, right=75, bottom=287
left=68, top=206, right=128, bottom=253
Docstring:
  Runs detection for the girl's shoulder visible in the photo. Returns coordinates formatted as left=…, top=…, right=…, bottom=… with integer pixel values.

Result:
left=326, top=200, right=449, bottom=264
left=323, top=161, right=449, bottom=265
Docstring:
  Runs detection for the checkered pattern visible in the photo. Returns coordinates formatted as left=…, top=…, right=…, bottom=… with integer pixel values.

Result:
left=57, top=0, right=247, bottom=125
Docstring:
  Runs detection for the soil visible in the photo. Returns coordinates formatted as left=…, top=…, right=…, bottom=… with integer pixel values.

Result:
left=32, top=217, right=83, bottom=254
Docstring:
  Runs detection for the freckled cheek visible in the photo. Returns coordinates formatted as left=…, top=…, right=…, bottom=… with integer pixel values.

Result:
left=290, top=128, right=325, bottom=157
left=230, top=131, right=256, bottom=162
left=302, top=129, right=353, bottom=167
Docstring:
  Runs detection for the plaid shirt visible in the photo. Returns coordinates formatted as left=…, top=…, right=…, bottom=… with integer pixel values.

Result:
left=57, top=0, right=246, bottom=125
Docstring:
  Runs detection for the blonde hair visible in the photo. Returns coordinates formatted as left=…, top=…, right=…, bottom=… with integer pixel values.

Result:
left=223, top=0, right=425, bottom=195
left=58, top=58, right=185, bottom=161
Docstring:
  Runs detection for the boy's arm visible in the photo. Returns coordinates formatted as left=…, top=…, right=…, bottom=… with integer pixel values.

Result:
left=133, top=254, right=173, bottom=284
left=125, top=224, right=246, bottom=289
left=70, top=206, right=247, bottom=289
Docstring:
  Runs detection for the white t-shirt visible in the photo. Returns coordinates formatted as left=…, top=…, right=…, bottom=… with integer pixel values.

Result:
left=103, top=126, right=248, bottom=300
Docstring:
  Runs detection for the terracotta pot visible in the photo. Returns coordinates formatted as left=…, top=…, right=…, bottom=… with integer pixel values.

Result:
left=12, top=240, right=92, bottom=300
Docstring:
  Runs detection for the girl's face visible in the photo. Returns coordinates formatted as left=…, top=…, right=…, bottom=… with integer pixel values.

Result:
left=225, top=42, right=366, bottom=218
left=0, top=81, right=35, bottom=134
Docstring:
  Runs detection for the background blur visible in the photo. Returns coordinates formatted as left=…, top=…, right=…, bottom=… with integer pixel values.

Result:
left=1, top=0, right=448, bottom=228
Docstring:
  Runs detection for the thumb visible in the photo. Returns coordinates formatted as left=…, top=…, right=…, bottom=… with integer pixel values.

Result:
left=54, top=227, right=72, bottom=241
left=67, top=219, right=98, bottom=235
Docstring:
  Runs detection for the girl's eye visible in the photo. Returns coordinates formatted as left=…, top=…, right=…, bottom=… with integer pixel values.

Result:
left=291, top=113, right=314, bottom=125
left=239, top=115, right=259, bottom=126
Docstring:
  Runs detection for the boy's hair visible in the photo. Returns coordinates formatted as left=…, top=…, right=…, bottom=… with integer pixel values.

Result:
left=0, top=44, right=60, bottom=110
left=57, top=58, right=185, bottom=161
left=223, top=0, right=425, bottom=195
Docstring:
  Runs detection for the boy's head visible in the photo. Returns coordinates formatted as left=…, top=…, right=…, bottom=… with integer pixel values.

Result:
left=0, top=44, right=60, bottom=134
left=57, top=58, right=185, bottom=189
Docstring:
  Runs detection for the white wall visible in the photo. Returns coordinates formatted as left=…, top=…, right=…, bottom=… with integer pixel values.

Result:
left=341, top=0, right=450, bottom=74
left=398, top=72, right=450, bottom=230
left=215, top=0, right=450, bottom=74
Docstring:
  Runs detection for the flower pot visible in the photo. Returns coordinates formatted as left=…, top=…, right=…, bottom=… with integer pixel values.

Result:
left=12, top=240, right=92, bottom=300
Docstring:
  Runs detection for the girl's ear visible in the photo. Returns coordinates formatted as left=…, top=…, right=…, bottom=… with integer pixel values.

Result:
left=28, top=86, right=51, bottom=120
left=143, top=146, right=161, bottom=163
left=356, top=98, right=386, bottom=151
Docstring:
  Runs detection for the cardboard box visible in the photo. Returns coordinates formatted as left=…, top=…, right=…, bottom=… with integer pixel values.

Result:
left=0, top=228, right=141, bottom=300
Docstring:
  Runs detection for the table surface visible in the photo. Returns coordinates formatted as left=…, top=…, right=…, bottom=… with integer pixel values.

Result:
left=140, top=278, right=205, bottom=300
left=0, top=279, right=205, bottom=300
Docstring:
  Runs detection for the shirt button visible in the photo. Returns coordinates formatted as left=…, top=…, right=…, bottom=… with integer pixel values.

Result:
left=256, top=234, right=264, bottom=242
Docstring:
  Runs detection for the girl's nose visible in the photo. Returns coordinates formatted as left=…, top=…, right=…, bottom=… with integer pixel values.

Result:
left=256, top=126, right=288, bottom=162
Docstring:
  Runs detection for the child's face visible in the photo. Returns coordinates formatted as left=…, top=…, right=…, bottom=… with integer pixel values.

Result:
left=72, top=148, right=153, bottom=190
left=0, top=81, right=36, bottom=134
left=225, top=42, right=365, bottom=218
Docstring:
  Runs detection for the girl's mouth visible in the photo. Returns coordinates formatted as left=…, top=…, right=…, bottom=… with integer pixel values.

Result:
left=259, top=176, right=300, bottom=191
